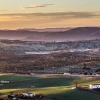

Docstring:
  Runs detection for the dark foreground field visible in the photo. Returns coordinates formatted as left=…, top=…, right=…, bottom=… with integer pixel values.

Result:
left=0, top=74, right=100, bottom=100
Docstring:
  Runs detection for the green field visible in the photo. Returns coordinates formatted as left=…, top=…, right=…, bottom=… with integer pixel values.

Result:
left=0, top=74, right=100, bottom=100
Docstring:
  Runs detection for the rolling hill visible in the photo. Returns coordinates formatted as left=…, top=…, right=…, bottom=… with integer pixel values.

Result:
left=0, top=27, right=100, bottom=42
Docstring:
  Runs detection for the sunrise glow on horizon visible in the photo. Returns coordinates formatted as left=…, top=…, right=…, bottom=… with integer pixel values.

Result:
left=0, top=0, right=100, bottom=29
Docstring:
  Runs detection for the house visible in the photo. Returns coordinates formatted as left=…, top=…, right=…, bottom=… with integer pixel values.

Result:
left=89, top=84, right=100, bottom=89
left=22, top=92, right=35, bottom=97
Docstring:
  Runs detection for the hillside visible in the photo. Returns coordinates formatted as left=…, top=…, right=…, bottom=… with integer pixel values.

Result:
left=0, top=74, right=100, bottom=100
left=0, top=39, right=100, bottom=55
left=0, top=27, right=100, bottom=42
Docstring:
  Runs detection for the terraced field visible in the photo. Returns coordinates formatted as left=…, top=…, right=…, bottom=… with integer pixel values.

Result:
left=0, top=74, right=100, bottom=100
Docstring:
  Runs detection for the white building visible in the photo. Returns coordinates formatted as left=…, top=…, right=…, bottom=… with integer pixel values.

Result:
left=22, top=92, right=35, bottom=97
left=89, top=84, right=100, bottom=89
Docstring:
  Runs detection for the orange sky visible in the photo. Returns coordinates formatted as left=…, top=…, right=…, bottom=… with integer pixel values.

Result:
left=0, top=0, right=100, bottom=29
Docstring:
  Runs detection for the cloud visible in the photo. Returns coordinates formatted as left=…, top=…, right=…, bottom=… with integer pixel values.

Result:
left=0, top=11, right=100, bottom=19
left=81, top=2, right=98, bottom=5
left=0, top=10, right=7, bottom=12
left=21, top=4, right=54, bottom=9
left=0, top=11, right=100, bottom=29
left=0, top=11, right=100, bottom=24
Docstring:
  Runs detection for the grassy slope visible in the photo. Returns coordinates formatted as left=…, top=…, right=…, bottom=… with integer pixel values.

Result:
left=0, top=74, right=100, bottom=100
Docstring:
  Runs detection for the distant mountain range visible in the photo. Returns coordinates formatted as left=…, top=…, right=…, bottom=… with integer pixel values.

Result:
left=0, top=27, right=100, bottom=42
left=18, top=27, right=71, bottom=32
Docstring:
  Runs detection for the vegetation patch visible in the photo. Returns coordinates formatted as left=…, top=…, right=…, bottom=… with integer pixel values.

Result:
left=0, top=74, right=100, bottom=100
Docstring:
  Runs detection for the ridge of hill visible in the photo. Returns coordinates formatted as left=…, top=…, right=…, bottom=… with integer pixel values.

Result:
left=0, top=27, right=100, bottom=42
